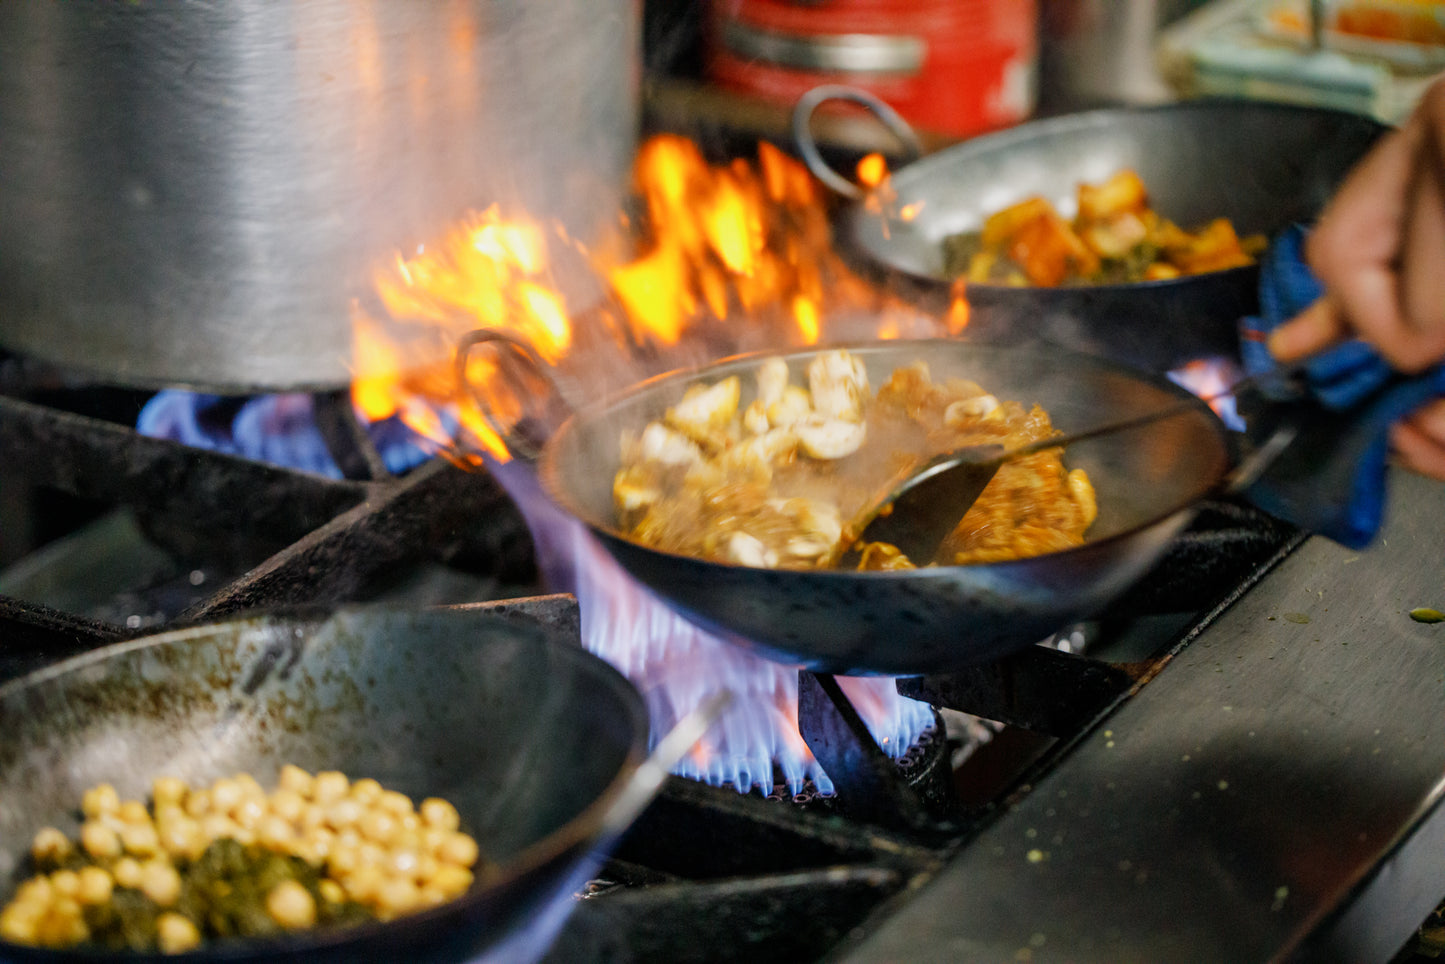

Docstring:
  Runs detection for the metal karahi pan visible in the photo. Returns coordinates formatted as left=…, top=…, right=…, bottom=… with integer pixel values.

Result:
left=792, top=88, right=1387, bottom=372
left=0, top=607, right=714, bottom=964
left=466, top=336, right=1232, bottom=678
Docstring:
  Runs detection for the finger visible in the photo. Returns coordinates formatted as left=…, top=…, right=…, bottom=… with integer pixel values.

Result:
left=1307, top=122, right=1414, bottom=284
left=1304, top=123, right=1417, bottom=363
left=1397, top=109, right=1445, bottom=366
left=1267, top=297, right=1348, bottom=363
left=1389, top=399, right=1445, bottom=481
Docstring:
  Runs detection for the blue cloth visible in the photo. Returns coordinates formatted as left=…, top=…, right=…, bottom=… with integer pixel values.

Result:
left=1237, top=224, right=1445, bottom=548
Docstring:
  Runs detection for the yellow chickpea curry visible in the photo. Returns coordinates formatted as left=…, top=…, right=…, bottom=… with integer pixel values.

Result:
left=0, top=767, right=482, bottom=954
left=942, top=169, right=1268, bottom=287
left=612, top=349, right=1098, bottom=571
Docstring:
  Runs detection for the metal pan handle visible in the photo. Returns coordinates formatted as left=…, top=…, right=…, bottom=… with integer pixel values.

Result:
left=455, top=329, right=574, bottom=463
left=594, top=690, right=733, bottom=844
left=790, top=84, right=925, bottom=201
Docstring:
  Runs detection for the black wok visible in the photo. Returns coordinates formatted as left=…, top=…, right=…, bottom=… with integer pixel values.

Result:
left=0, top=606, right=657, bottom=964
left=794, top=90, right=1387, bottom=372
left=471, top=336, right=1232, bottom=677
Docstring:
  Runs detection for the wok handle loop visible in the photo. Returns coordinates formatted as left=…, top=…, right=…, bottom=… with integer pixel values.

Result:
left=791, top=84, right=924, bottom=201
left=454, top=328, right=571, bottom=464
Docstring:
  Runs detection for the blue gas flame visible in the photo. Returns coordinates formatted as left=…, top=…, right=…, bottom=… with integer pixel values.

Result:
left=136, top=390, right=434, bottom=478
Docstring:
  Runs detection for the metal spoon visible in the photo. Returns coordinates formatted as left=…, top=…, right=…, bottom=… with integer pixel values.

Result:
left=837, top=387, right=1295, bottom=568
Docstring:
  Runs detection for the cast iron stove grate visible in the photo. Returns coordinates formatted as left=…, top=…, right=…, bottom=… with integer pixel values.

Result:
left=0, top=353, right=1318, bottom=964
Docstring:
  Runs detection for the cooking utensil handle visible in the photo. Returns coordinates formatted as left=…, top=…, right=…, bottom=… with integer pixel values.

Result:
left=596, top=690, right=733, bottom=843
left=455, top=329, right=573, bottom=463
left=791, top=85, right=924, bottom=201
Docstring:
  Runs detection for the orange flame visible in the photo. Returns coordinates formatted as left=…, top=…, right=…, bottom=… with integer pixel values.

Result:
left=350, top=134, right=950, bottom=785
left=355, top=133, right=937, bottom=463
left=948, top=279, right=971, bottom=335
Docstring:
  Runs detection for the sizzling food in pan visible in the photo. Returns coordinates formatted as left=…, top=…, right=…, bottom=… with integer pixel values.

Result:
left=942, top=169, right=1268, bottom=287
left=1, top=767, right=481, bottom=953
left=612, top=349, right=1097, bottom=570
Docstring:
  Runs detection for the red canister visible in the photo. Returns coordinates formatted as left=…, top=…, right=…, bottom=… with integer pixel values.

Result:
left=705, top=0, right=1038, bottom=139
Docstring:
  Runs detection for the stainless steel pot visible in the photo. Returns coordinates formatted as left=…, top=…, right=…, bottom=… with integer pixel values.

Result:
left=0, top=1, right=639, bottom=392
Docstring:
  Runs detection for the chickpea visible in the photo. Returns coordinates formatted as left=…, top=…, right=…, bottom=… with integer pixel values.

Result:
left=0, top=903, right=39, bottom=944
left=14, top=876, right=54, bottom=905
left=265, top=880, right=316, bottom=931
left=268, top=788, right=305, bottom=824
left=312, top=771, right=349, bottom=805
left=233, top=772, right=265, bottom=801
left=324, top=797, right=363, bottom=831
left=428, top=863, right=474, bottom=900
left=151, top=775, right=187, bottom=809
left=417, top=884, right=451, bottom=908
left=112, top=857, right=143, bottom=890
left=340, top=864, right=384, bottom=903
left=183, top=787, right=211, bottom=818
left=156, top=912, right=201, bottom=954
left=49, top=870, right=80, bottom=899
left=75, top=867, right=113, bottom=906
left=208, top=778, right=242, bottom=816
left=419, top=798, right=460, bottom=832
left=139, top=860, right=181, bottom=907
left=199, top=813, right=239, bottom=845
left=79, top=821, right=121, bottom=860
left=278, top=764, right=314, bottom=798
left=296, top=827, right=335, bottom=867
left=437, top=831, right=479, bottom=868
left=355, top=841, right=386, bottom=871
left=349, top=777, right=383, bottom=805
left=152, top=802, right=185, bottom=829
left=119, top=820, right=160, bottom=858
left=377, top=790, right=414, bottom=817
left=158, top=816, right=204, bottom=862
left=118, top=800, right=150, bottom=825
left=257, top=814, right=296, bottom=851
left=30, top=827, right=71, bottom=866
left=419, top=827, right=448, bottom=854
left=412, top=852, right=440, bottom=884
left=80, top=784, right=119, bottom=819
left=298, top=803, right=327, bottom=833
left=318, top=879, right=346, bottom=905
left=386, top=846, right=421, bottom=879
left=373, top=876, right=421, bottom=919
left=36, top=898, right=86, bottom=947
left=391, top=827, right=424, bottom=859
left=231, top=795, right=266, bottom=830
left=357, top=808, right=397, bottom=846
left=327, top=843, right=360, bottom=877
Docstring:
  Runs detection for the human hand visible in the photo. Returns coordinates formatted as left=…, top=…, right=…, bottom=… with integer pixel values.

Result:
left=1267, top=78, right=1445, bottom=480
